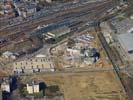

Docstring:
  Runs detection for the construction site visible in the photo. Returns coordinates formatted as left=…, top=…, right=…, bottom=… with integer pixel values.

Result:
left=0, top=0, right=133, bottom=99
left=50, top=30, right=118, bottom=70
left=17, top=28, right=128, bottom=99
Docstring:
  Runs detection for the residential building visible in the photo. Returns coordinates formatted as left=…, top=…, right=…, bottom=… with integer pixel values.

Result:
left=0, top=1, right=16, bottom=18
left=15, top=2, right=37, bottom=17
left=1, top=81, right=10, bottom=93
left=13, top=56, right=55, bottom=74
left=25, top=4, right=37, bottom=15
left=26, top=81, right=39, bottom=94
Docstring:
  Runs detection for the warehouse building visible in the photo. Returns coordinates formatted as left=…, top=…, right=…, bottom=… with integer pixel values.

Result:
left=118, top=28, right=133, bottom=61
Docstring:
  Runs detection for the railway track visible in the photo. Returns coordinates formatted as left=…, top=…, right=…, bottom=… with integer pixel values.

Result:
left=93, top=4, right=133, bottom=98
left=0, top=0, right=109, bottom=28
left=94, top=24, right=127, bottom=95
left=0, top=0, right=114, bottom=36
left=0, top=0, right=114, bottom=49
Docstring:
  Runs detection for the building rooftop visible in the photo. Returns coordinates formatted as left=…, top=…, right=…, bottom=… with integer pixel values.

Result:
left=112, top=18, right=133, bottom=34
left=118, top=29, right=133, bottom=55
left=27, top=81, right=39, bottom=86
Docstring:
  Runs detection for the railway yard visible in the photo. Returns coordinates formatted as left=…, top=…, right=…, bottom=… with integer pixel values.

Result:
left=0, top=0, right=114, bottom=49
left=0, top=0, right=133, bottom=100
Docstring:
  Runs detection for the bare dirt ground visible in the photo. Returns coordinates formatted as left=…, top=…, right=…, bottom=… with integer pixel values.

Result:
left=121, top=73, right=133, bottom=100
left=24, top=72, right=128, bottom=100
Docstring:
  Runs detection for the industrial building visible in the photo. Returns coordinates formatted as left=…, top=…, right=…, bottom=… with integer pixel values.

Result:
left=112, top=18, right=133, bottom=34
left=13, top=56, right=55, bottom=74
left=118, top=28, right=133, bottom=61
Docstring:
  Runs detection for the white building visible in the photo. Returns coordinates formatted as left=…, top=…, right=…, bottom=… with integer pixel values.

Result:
left=0, top=10, right=4, bottom=15
left=25, top=4, right=36, bottom=14
left=130, top=15, right=133, bottom=19
left=15, top=3, right=37, bottom=17
left=1, top=82, right=10, bottom=93
left=26, top=81, right=39, bottom=94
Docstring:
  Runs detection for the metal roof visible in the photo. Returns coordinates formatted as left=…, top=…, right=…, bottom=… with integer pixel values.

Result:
left=118, top=31, right=133, bottom=55
left=112, top=19, right=133, bottom=34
